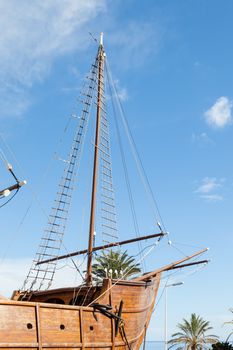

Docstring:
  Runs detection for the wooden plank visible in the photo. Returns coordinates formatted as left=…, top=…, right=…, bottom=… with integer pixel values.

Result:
left=35, top=304, right=42, bottom=350
left=80, top=308, right=85, bottom=350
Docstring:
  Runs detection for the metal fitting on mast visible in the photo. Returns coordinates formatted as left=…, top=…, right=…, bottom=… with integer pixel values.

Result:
left=100, top=32, right=104, bottom=46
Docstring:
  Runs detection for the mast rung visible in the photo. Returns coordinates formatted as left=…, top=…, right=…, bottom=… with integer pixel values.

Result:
left=101, top=186, right=113, bottom=193
left=59, top=184, right=74, bottom=190
left=82, top=93, right=92, bottom=98
left=55, top=200, right=68, bottom=205
left=52, top=207, right=69, bottom=213
left=102, top=239, right=118, bottom=244
left=62, top=177, right=74, bottom=182
left=101, top=195, right=114, bottom=202
left=57, top=192, right=72, bottom=198
left=100, top=120, right=108, bottom=128
left=102, top=164, right=111, bottom=172
left=44, top=229, right=63, bottom=235
left=101, top=128, right=108, bottom=137
left=101, top=208, right=116, bottom=215
left=102, top=216, right=117, bottom=224
left=101, top=157, right=110, bottom=165
left=39, top=245, right=60, bottom=250
left=47, top=222, right=65, bottom=228
left=87, top=76, right=95, bottom=82
left=101, top=135, right=109, bottom=144
left=102, top=224, right=117, bottom=231
left=31, top=276, right=53, bottom=281
left=43, top=237, right=61, bottom=242
left=102, top=179, right=113, bottom=186
left=102, top=232, right=118, bottom=239
left=100, top=106, right=107, bottom=115
left=100, top=148, right=110, bottom=158
left=102, top=169, right=112, bottom=178
left=94, top=80, right=104, bottom=89
left=102, top=168, right=112, bottom=176
left=101, top=113, right=108, bottom=123
left=100, top=142, right=109, bottom=151
left=49, top=215, right=67, bottom=220
left=72, top=146, right=79, bottom=151
left=33, top=270, right=54, bottom=273
left=36, top=253, right=57, bottom=257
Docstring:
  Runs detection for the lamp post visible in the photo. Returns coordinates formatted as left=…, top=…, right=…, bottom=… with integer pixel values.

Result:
left=164, top=282, right=184, bottom=350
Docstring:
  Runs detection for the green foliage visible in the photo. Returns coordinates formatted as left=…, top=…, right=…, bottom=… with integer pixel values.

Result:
left=212, top=342, right=233, bottom=350
left=224, top=308, right=233, bottom=342
left=168, top=313, right=218, bottom=350
left=92, top=249, right=141, bottom=281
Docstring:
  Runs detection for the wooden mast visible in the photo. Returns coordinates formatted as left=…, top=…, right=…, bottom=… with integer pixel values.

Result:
left=86, top=33, right=105, bottom=285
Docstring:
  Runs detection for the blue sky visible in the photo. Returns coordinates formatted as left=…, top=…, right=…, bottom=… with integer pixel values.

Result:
left=0, top=0, right=233, bottom=341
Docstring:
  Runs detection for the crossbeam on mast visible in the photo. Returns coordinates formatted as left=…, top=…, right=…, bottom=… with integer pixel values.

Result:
left=133, top=248, right=209, bottom=282
left=166, top=259, right=209, bottom=270
left=36, top=232, right=167, bottom=266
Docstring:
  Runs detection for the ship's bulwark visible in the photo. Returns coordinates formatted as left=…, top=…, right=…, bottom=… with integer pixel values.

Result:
left=0, top=274, right=161, bottom=349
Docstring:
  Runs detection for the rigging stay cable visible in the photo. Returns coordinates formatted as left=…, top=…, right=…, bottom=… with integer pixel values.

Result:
left=0, top=63, right=96, bottom=281
left=153, top=262, right=208, bottom=314
left=105, top=64, right=146, bottom=272
left=87, top=239, right=162, bottom=307
left=105, top=59, right=167, bottom=234
left=103, top=66, right=207, bottom=260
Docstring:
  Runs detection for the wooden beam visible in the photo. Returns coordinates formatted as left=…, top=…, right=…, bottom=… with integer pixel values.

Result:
left=133, top=248, right=209, bottom=282
left=167, top=259, right=209, bottom=271
left=36, top=232, right=166, bottom=266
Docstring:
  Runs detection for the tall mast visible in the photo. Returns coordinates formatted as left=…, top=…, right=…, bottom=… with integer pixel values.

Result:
left=86, top=33, right=105, bottom=285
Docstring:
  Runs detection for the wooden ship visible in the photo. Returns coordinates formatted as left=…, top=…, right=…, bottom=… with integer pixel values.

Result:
left=0, top=33, right=208, bottom=350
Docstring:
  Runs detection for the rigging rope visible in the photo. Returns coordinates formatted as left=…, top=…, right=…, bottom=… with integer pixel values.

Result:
left=105, top=62, right=146, bottom=272
left=22, top=56, right=99, bottom=292
left=87, top=239, right=161, bottom=307
left=105, top=59, right=167, bottom=234
left=0, top=189, right=19, bottom=208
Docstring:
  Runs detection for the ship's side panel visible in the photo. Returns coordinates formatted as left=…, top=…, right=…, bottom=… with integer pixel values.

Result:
left=0, top=275, right=160, bottom=349
left=40, top=306, right=81, bottom=343
left=0, top=302, right=37, bottom=348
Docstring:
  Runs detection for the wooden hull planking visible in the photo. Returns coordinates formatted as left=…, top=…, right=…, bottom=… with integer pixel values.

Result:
left=0, top=275, right=160, bottom=349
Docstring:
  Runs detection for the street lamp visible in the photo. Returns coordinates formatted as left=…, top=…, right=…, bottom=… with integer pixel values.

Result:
left=164, top=282, right=184, bottom=350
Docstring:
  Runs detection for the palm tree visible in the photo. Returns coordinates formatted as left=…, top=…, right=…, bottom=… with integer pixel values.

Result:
left=212, top=342, right=233, bottom=350
left=92, top=249, right=141, bottom=281
left=224, top=308, right=233, bottom=341
left=168, top=313, right=218, bottom=350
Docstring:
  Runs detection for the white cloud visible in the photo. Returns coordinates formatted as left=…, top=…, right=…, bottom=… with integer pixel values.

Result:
left=195, top=177, right=224, bottom=202
left=114, top=79, right=128, bottom=101
left=204, top=96, right=233, bottom=128
left=196, top=177, right=222, bottom=194
left=0, top=0, right=106, bottom=118
left=200, top=194, right=223, bottom=202
left=108, top=21, right=162, bottom=69
left=191, top=132, right=214, bottom=146
left=0, top=258, right=32, bottom=297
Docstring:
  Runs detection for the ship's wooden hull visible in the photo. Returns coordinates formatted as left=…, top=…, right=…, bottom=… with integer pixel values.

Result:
left=0, top=275, right=160, bottom=349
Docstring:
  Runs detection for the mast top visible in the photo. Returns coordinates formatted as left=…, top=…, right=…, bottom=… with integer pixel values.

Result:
left=100, top=32, right=104, bottom=46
